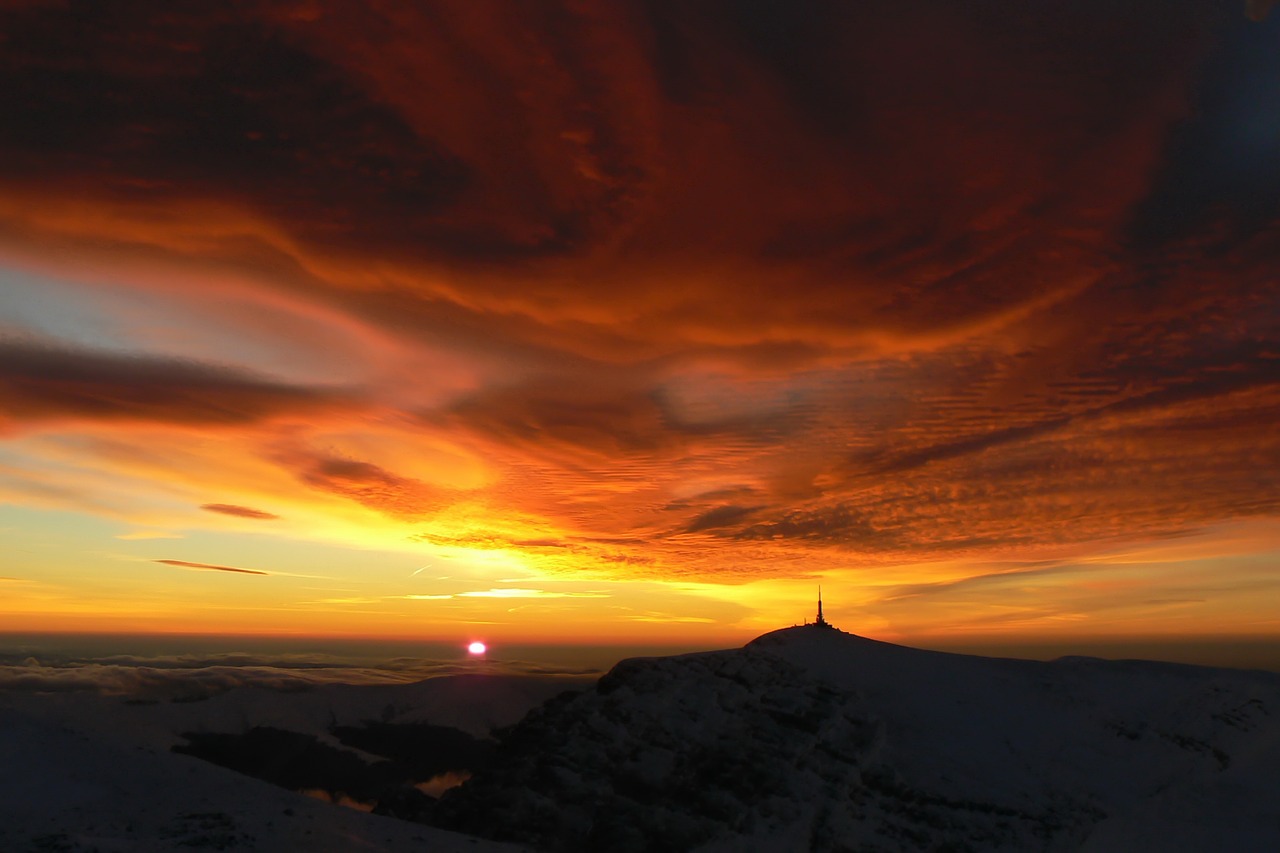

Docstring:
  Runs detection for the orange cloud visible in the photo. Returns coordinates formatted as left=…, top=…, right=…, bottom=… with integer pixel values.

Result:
left=274, top=448, right=453, bottom=520
left=0, top=1, right=1218, bottom=357
left=0, top=1, right=1276, bottom=644
left=201, top=503, right=279, bottom=520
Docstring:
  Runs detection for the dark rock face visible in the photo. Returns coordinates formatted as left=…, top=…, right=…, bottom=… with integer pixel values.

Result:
left=429, top=642, right=1110, bottom=851
left=433, top=650, right=885, bottom=852
left=330, top=720, right=495, bottom=782
left=173, top=721, right=493, bottom=814
left=175, top=727, right=378, bottom=800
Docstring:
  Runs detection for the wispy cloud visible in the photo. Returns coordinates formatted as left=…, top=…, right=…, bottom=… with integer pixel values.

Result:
left=0, top=340, right=348, bottom=428
left=879, top=562, right=1081, bottom=603
left=624, top=612, right=719, bottom=624
left=156, top=559, right=268, bottom=576
left=458, top=589, right=611, bottom=599
left=115, top=530, right=185, bottom=540
left=201, top=503, right=279, bottom=520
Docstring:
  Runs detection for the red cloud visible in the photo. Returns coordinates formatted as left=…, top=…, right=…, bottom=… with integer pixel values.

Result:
left=0, top=2, right=1274, bottom=587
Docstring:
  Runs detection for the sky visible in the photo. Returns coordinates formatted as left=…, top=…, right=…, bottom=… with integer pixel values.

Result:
left=1, top=1, right=1278, bottom=657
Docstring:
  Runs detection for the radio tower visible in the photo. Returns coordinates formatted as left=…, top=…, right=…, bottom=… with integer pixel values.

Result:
left=815, top=586, right=830, bottom=628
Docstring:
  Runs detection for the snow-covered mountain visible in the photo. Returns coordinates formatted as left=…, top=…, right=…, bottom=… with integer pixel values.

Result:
left=435, top=626, right=1280, bottom=852
left=0, top=671, right=591, bottom=852
left=5, top=628, right=1279, bottom=851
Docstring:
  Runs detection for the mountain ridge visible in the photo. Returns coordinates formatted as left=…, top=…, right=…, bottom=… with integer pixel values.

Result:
left=435, top=625, right=1280, bottom=852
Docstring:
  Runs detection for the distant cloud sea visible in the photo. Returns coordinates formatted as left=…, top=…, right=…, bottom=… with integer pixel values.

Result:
left=0, top=634, right=624, bottom=700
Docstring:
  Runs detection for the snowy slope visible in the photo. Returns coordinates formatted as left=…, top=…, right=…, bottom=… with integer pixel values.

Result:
left=6, top=630, right=1278, bottom=851
left=0, top=672, right=591, bottom=852
left=435, top=626, right=1280, bottom=852
left=752, top=627, right=1280, bottom=851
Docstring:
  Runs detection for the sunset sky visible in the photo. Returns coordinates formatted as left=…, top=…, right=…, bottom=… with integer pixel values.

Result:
left=1, top=1, right=1277, bottom=655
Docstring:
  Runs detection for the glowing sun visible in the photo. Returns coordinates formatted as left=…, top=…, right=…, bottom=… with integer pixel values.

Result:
left=467, top=641, right=487, bottom=655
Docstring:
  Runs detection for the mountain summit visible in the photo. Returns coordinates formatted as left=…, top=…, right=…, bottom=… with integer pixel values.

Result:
left=437, top=626, right=1280, bottom=851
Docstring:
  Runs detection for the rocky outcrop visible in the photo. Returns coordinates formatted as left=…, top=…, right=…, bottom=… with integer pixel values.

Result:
left=435, top=649, right=883, bottom=850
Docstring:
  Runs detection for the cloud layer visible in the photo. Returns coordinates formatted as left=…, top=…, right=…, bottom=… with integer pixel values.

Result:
left=0, top=650, right=600, bottom=699
left=0, top=1, right=1277, bottom=637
